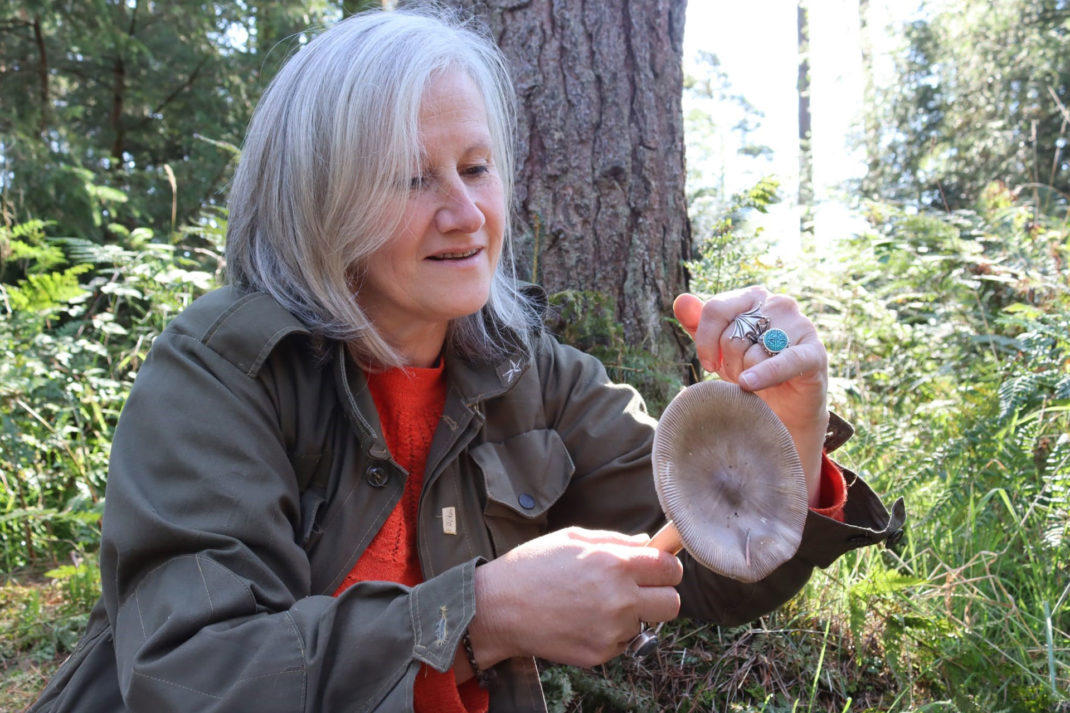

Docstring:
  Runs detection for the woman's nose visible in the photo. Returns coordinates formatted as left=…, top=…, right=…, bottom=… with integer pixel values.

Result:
left=435, top=178, right=486, bottom=234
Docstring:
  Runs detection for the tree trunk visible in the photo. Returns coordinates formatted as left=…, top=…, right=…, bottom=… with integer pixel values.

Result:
left=110, top=0, right=138, bottom=161
left=111, top=57, right=126, bottom=160
left=32, top=14, right=49, bottom=137
left=441, top=0, right=694, bottom=400
left=797, top=1, right=813, bottom=236
left=858, top=0, right=881, bottom=184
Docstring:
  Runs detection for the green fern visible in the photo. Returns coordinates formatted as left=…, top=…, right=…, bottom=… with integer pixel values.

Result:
left=54, top=237, right=139, bottom=266
left=10, top=220, right=49, bottom=240
left=998, top=373, right=1043, bottom=420
left=5, top=265, right=92, bottom=313
left=7, top=241, right=66, bottom=274
left=1038, top=437, right=1070, bottom=552
left=1, top=220, right=64, bottom=274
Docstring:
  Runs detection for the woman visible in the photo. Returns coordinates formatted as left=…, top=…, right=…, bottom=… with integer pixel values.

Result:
left=30, top=7, right=904, bottom=713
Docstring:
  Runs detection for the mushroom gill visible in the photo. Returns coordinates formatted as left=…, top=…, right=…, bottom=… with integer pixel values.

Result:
left=650, top=380, right=808, bottom=583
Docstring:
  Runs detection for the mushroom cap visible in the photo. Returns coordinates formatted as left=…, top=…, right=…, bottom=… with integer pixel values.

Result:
left=652, top=380, right=807, bottom=583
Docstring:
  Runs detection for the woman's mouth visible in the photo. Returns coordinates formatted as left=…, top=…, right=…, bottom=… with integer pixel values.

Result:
left=428, top=248, right=481, bottom=260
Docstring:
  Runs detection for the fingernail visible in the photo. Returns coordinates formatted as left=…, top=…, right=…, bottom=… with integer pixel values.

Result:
left=739, top=372, right=756, bottom=390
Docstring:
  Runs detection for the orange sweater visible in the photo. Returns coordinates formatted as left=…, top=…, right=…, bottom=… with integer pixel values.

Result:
left=333, top=362, right=488, bottom=713
left=813, top=453, right=847, bottom=522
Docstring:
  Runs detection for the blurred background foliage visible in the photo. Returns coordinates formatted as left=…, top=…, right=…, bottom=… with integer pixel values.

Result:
left=862, top=0, right=1070, bottom=211
left=0, top=0, right=381, bottom=236
left=1, top=0, right=1069, bottom=711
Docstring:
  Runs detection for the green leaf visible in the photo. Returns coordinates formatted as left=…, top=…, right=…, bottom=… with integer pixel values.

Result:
left=87, top=185, right=129, bottom=204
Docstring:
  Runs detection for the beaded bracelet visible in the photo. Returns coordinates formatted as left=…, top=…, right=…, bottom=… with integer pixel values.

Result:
left=461, top=630, right=496, bottom=689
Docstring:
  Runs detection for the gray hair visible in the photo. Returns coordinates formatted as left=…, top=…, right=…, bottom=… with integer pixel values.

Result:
left=225, top=6, right=540, bottom=367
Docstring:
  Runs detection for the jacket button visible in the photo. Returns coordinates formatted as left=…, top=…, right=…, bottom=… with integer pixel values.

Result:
left=518, top=493, right=536, bottom=510
left=365, top=466, right=389, bottom=488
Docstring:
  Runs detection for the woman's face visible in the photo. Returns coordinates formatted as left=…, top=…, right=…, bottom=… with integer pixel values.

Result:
left=356, top=69, right=505, bottom=360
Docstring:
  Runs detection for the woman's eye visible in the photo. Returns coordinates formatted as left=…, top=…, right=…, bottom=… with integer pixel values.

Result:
left=409, top=175, right=430, bottom=191
left=463, top=163, right=490, bottom=178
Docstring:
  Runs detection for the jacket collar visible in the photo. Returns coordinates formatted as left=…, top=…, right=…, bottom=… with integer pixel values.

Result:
left=199, top=286, right=314, bottom=378
left=330, top=340, right=532, bottom=451
left=444, top=346, right=532, bottom=410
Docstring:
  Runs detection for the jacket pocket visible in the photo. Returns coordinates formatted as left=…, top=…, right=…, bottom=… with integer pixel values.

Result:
left=290, top=449, right=332, bottom=552
left=470, top=429, right=575, bottom=555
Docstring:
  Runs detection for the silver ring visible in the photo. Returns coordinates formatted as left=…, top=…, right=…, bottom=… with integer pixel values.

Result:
left=625, top=628, right=659, bottom=660
left=729, top=304, right=769, bottom=344
left=759, top=327, right=790, bottom=356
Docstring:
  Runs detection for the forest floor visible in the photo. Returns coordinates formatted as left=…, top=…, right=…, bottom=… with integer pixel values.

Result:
left=1, top=562, right=909, bottom=713
left=1, top=571, right=81, bottom=712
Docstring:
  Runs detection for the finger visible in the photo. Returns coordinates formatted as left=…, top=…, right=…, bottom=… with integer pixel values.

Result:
left=717, top=317, right=760, bottom=381
left=739, top=340, right=827, bottom=392
left=672, top=293, right=704, bottom=337
left=565, top=528, right=652, bottom=546
left=692, top=287, right=769, bottom=372
left=636, top=586, right=682, bottom=624
left=698, top=285, right=770, bottom=324
left=731, top=296, right=818, bottom=381
left=627, top=548, right=684, bottom=587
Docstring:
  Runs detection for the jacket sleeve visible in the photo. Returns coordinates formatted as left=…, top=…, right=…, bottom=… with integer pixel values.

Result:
left=535, top=334, right=905, bottom=626
left=100, top=328, right=475, bottom=713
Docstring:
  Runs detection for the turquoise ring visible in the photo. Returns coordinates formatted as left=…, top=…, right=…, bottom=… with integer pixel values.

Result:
left=760, top=327, right=790, bottom=356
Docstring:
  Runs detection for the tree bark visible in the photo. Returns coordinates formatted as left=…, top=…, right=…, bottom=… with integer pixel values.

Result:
left=441, top=0, right=694, bottom=394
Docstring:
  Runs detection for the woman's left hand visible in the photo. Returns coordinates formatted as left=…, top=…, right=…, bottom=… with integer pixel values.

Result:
left=673, top=286, right=829, bottom=504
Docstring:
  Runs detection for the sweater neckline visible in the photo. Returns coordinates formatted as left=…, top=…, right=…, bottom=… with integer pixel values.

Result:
left=364, top=359, right=446, bottom=411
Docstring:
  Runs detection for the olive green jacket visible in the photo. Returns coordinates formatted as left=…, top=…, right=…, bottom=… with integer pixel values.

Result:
left=31, top=286, right=905, bottom=713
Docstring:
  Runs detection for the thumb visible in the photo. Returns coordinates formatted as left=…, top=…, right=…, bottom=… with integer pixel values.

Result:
left=673, top=293, right=704, bottom=337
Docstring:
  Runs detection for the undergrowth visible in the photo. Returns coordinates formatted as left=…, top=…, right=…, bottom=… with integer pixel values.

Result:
left=538, top=181, right=1069, bottom=711
left=2, top=178, right=1068, bottom=711
left=1, top=205, right=224, bottom=709
left=0, top=553, right=101, bottom=711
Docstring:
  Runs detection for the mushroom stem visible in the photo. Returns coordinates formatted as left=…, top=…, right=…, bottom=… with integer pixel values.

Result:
left=648, top=521, right=684, bottom=555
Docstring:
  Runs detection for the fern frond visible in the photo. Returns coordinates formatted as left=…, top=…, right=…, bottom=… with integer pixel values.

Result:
left=998, top=373, right=1042, bottom=420
left=6, top=265, right=92, bottom=313
left=54, top=237, right=136, bottom=266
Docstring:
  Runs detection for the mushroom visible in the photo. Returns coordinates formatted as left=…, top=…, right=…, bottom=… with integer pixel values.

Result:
left=647, top=379, right=808, bottom=583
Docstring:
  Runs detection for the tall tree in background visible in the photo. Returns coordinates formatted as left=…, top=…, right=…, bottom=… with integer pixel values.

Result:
left=441, top=0, right=694, bottom=393
left=858, top=0, right=881, bottom=184
left=683, top=50, right=771, bottom=209
left=864, top=0, right=1070, bottom=209
left=796, top=0, right=813, bottom=236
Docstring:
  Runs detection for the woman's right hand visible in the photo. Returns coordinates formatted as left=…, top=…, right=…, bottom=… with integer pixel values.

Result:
left=465, top=527, right=683, bottom=669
